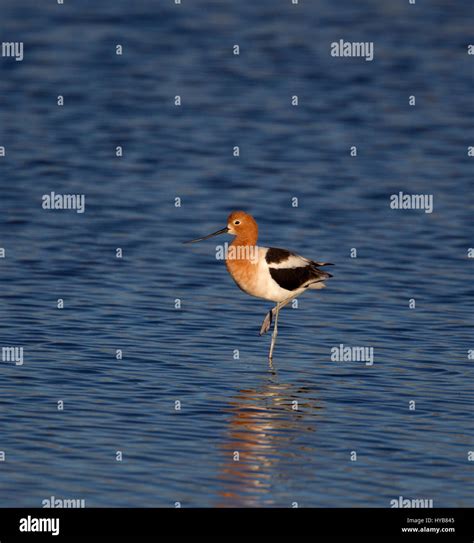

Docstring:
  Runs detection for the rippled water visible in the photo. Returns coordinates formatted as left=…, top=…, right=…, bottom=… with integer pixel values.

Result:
left=0, top=0, right=473, bottom=507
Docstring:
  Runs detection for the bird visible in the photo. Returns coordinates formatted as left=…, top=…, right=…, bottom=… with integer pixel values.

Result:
left=184, top=211, right=333, bottom=361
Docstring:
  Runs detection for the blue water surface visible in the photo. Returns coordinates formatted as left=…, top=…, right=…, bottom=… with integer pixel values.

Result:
left=0, top=0, right=473, bottom=507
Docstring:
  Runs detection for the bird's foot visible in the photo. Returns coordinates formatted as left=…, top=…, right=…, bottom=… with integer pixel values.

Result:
left=259, top=309, right=273, bottom=336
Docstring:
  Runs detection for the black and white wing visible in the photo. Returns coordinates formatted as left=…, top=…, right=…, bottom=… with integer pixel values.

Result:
left=265, top=247, right=333, bottom=292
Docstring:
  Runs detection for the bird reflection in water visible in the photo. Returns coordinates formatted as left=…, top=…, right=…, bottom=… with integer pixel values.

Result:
left=216, top=372, right=323, bottom=507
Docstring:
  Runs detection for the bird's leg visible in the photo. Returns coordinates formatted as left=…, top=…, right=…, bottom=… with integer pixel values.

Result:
left=277, top=292, right=300, bottom=311
left=260, top=292, right=300, bottom=336
left=259, top=307, right=274, bottom=336
left=267, top=292, right=301, bottom=360
left=268, top=304, right=281, bottom=361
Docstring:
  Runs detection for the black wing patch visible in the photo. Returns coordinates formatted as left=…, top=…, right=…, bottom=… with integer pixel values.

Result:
left=265, top=247, right=293, bottom=264
left=270, top=265, right=332, bottom=292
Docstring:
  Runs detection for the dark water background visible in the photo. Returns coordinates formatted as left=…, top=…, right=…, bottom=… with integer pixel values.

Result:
left=0, top=0, right=473, bottom=507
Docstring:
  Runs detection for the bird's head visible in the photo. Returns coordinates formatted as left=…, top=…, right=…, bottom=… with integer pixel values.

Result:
left=183, top=210, right=258, bottom=244
left=226, top=211, right=258, bottom=240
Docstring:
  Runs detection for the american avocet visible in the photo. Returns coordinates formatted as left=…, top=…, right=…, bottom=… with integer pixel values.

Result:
left=184, top=211, right=333, bottom=361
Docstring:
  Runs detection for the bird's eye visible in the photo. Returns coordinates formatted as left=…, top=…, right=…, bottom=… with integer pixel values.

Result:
left=234, top=220, right=241, bottom=225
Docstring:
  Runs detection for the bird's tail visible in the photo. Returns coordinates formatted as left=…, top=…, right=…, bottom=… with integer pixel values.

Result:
left=309, top=262, right=333, bottom=281
left=312, top=261, right=334, bottom=267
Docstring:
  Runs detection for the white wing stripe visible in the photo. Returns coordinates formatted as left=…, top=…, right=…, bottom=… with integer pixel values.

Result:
left=268, top=254, right=310, bottom=269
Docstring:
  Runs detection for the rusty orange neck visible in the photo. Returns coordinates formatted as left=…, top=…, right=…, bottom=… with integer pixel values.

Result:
left=231, top=233, right=258, bottom=248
